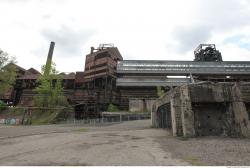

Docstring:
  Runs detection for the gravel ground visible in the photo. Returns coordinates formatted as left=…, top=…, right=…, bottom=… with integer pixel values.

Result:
left=158, top=132, right=250, bottom=166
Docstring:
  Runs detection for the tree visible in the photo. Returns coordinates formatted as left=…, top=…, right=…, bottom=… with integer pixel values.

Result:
left=34, top=60, right=69, bottom=109
left=156, top=86, right=165, bottom=97
left=0, top=49, right=16, bottom=97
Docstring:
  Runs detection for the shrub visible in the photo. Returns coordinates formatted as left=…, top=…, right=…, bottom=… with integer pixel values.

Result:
left=107, top=104, right=119, bottom=112
left=0, top=100, right=7, bottom=111
left=156, top=86, right=165, bottom=97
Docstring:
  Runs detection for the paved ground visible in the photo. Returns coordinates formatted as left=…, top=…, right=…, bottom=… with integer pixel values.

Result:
left=0, top=120, right=188, bottom=166
left=1, top=120, right=250, bottom=166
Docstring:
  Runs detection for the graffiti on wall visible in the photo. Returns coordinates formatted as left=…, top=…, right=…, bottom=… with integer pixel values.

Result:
left=0, top=118, right=21, bottom=125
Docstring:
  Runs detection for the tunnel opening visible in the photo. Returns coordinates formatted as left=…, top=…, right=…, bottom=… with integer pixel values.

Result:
left=74, top=104, right=85, bottom=119
left=193, top=102, right=227, bottom=136
left=244, top=102, right=250, bottom=120
left=156, top=103, right=172, bottom=128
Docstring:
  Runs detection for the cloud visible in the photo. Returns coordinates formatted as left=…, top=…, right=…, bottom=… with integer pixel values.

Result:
left=167, top=25, right=212, bottom=53
left=1, top=0, right=250, bottom=72
left=196, top=0, right=250, bottom=32
left=219, top=43, right=250, bottom=61
left=223, top=35, right=250, bottom=50
left=41, top=25, right=95, bottom=57
left=0, top=0, right=30, bottom=3
left=166, top=0, right=250, bottom=55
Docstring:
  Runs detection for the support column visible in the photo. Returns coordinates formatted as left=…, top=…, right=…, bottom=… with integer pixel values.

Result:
left=231, top=83, right=250, bottom=137
left=170, top=99, right=177, bottom=136
left=180, top=86, right=195, bottom=137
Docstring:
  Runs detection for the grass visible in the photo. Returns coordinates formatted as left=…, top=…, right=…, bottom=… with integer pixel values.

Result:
left=31, top=110, right=58, bottom=125
left=177, top=136, right=189, bottom=141
left=183, top=156, right=206, bottom=166
left=1, top=107, right=70, bottom=125
left=74, top=128, right=87, bottom=132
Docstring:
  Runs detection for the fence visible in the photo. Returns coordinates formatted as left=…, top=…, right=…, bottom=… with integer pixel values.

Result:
left=0, top=106, right=73, bottom=125
left=0, top=107, right=150, bottom=126
left=59, top=112, right=151, bottom=125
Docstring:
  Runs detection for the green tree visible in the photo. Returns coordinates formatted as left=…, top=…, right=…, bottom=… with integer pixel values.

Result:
left=0, top=100, right=7, bottom=111
left=0, top=49, right=16, bottom=97
left=107, top=103, right=119, bottom=112
left=156, top=86, right=165, bottom=97
left=34, top=60, right=69, bottom=109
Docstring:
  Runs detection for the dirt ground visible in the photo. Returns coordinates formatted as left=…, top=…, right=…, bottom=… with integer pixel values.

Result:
left=0, top=120, right=250, bottom=166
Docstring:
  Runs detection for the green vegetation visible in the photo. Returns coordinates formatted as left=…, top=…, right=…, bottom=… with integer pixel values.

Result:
left=74, top=128, right=87, bottom=132
left=0, top=100, right=6, bottom=111
left=107, top=103, right=119, bottom=112
left=156, top=86, right=165, bottom=97
left=0, top=49, right=16, bottom=97
left=32, top=59, right=72, bottom=124
left=34, top=60, right=70, bottom=110
left=183, top=156, right=206, bottom=166
left=177, top=136, right=189, bottom=141
left=31, top=109, right=64, bottom=125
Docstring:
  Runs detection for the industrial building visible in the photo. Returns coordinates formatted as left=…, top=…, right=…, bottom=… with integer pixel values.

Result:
left=1, top=43, right=250, bottom=135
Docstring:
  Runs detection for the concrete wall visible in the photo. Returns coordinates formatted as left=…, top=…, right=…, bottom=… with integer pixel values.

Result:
left=129, top=98, right=155, bottom=112
left=152, top=82, right=250, bottom=138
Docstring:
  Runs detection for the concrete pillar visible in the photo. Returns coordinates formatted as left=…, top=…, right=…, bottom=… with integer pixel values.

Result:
left=231, top=83, right=250, bottom=137
left=151, top=104, right=157, bottom=127
left=170, top=99, right=177, bottom=136
left=180, top=86, right=195, bottom=137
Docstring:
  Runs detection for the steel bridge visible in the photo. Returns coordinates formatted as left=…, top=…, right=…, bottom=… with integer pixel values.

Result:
left=117, top=60, right=250, bottom=75
left=116, top=60, right=250, bottom=87
left=117, top=77, right=191, bottom=86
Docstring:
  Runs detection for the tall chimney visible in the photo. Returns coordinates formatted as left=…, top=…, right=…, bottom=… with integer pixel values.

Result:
left=44, top=41, right=55, bottom=76
left=91, top=46, right=94, bottom=54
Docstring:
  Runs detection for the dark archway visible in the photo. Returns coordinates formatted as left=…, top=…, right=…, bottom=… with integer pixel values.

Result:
left=156, top=103, right=172, bottom=128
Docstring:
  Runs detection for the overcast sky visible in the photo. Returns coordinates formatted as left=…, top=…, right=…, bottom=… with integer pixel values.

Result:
left=0, top=0, right=250, bottom=72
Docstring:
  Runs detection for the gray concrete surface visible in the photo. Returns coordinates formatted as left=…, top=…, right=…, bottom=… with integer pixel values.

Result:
left=0, top=120, right=189, bottom=166
left=1, top=120, right=250, bottom=166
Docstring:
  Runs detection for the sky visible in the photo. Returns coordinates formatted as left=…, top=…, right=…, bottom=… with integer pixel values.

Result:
left=0, top=0, right=250, bottom=73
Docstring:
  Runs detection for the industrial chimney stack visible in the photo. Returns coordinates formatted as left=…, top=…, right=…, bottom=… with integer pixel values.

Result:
left=44, top=41, right=55, bottom=76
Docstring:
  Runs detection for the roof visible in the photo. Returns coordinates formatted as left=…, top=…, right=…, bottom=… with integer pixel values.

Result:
left=27, top=68, right=41, bottom=75
left=75, top=71, right=85, bottom=83
left=61, top=72, right=75, bottom=80
left=18, top=74, right=40, bottom=80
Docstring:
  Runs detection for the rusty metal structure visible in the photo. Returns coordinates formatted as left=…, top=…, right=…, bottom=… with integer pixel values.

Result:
left=194, top=44, right=222, bottom=62
left=73, top=44, right=123, bottom=119
left=2, top=43, right=250, bottom=120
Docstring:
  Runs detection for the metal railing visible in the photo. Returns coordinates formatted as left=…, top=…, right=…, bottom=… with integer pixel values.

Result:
left=59, top=112, right=151, bottom=125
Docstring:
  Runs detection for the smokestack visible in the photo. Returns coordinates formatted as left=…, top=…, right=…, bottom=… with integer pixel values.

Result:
left=44, top=41, right=55, bottom=75
left=91, top=46, right=94, bottom=54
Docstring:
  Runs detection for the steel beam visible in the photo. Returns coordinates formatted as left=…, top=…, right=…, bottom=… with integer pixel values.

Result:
left=117, top=60, right=250, bottom=75
left=117, top=77, right=191, bottom=86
